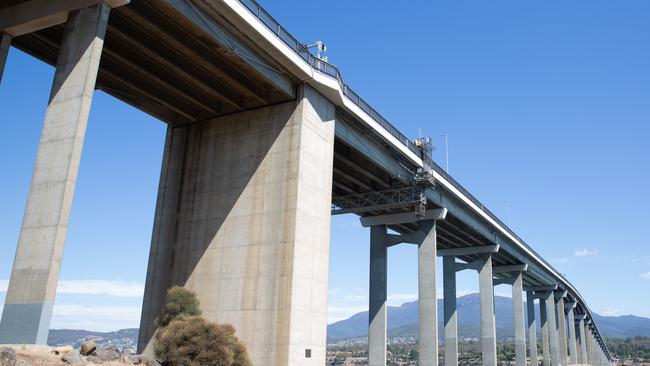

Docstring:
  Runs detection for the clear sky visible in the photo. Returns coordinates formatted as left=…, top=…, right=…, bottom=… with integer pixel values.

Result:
left=1, top=0, right=649, bottom=331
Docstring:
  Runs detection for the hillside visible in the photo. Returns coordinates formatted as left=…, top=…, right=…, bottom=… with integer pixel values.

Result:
left=327, top=293, right=650, bottom=341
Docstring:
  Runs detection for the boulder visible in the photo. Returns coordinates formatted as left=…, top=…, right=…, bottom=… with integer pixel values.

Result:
left=0, top=347, right=16, bottom=366
left=52, top=346, right=74, bottom=356
left=79, top=340, right=96, bottom=356
left=128, top=355, right=161, bottom=366
left=61, top=354, right=83, bottom=364
left=90, top=346, right=121, bottom=362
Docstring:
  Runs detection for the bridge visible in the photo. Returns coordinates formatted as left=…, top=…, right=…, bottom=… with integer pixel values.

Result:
left=0, top=1, right=613, bottom=365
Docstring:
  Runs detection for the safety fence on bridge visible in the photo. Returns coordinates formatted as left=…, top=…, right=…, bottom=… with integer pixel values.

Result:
left=238, top=0, right=574, bottom=296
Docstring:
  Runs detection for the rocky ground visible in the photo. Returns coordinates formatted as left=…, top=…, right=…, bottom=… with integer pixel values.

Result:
left=0, top=342, right=159, bottom=366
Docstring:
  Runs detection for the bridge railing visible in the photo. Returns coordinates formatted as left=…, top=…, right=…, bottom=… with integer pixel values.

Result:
left=237, top=0, right=567, bottom=288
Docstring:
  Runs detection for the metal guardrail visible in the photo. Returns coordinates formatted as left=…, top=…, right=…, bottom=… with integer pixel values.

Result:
left=239, top=0, right=577, bottom=316
left=237, top=0, right=611, bottom=358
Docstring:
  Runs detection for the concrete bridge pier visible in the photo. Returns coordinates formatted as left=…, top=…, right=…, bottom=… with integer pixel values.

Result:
left=478, top=253, right=497, bottom=366
left=443, top=256, right=458, bottom=366
left=0, top=3, right=111, bottom=344
left=566, top=302, right=578, bottom=365
left=555, top=292, right=568, bottom=365
left=136, top=84, right=336, bottom=366
left=361, top=210, right=446, bottom=366
left=511, top=271, right=527, bottom=366
left=0, top=32, right=10, bottom=84
left=368, top=225, right=388, bottom=366
left=539, top=293, right=551, bottom=365
left=575, top=315, right=587, bottom=364
left=545, top=291, right=560, bottom=366
left=527, top=291, right=539, bottom=365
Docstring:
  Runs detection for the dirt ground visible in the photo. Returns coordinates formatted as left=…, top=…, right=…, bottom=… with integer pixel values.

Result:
left=5, top=345, right=135, bottom=366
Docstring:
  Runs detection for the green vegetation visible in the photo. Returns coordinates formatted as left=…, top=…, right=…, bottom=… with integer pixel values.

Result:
left=606, top=337, right=650, bottom=360
left=154, top=287, right=251, bottom=366
left=156, top=286, right=201, bottom=328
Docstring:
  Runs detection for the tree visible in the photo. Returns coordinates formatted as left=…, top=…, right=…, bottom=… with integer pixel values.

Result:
left=156, top=286, right=201, bottom=328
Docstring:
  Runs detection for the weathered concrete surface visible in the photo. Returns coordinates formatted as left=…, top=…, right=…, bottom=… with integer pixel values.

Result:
left=368, top=225, right=387, bottom=366
left=0, top=3, right=109, bottom=344
left=527, top=291, right=539, bottom=366
left=0, top=32, right=10, bottom=84
left=443, top=256, right=458, bottom=366
left=418, top=221, right=437, bottom=366
left=137, top=84, right=335, bottom=366
left=478, top=254, right=497, bottom=366
left=511, top=272, right=526, bottom=366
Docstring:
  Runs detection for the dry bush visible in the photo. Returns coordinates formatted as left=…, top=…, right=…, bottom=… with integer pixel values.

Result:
left=156, top=286, right=201, bottom=328
left=154, top=316, right=251, bottom=366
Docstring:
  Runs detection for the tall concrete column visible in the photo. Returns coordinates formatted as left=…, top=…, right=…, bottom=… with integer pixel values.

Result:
left=137, top=84, right=336, bottom=366
left=0, top=32, right=10, bottom=84
left=576, top=317, right=586, bottom=365
left=369, top=225, right=388, bottom=366
left=443, top=256, right=458, bottom=366
left=418, top=220, right=438, bottom=366
left=584, top=324, right=591, bottom=365
left=479, top=254, right=497, bottom=366
left=527, top=291, right=539, bottom=366
left=540, top=296, right=551, bottom=366
left=512, top=272, right=527, bottom=366
left=567, top=307, right=577, bottom=365
left=545, top=292, right=560, bottom=366
left=0, top=3, right=110, bottom=344
left=555, top=296, right=568, bottom=365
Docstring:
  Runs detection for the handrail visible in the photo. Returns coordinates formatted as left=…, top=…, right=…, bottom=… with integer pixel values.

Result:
left=236, top=0, right=560, bottom=280
left=236, top=0, right=610, bottom=358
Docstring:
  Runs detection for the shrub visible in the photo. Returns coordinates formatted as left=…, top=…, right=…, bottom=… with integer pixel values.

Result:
left=156, top=286, right=201, bottom=328
left=154, top=316, right=252, bottom=366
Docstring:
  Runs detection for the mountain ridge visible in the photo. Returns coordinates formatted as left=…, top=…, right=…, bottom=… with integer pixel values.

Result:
left=327, top=293, right=650, bottom=341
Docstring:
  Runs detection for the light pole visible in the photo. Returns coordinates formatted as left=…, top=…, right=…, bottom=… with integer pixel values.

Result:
left=441, top=134, right=449, bottom=173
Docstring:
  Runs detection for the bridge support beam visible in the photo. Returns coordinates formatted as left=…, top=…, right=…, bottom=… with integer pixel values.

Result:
left=540, top=295, right=551, bottom=366
left=527, top=291, right=539, bottom=366
left=0, top=3, right=109, bottom=344
left=545, top=291, right=560, bottom=366
left=511, top=272, right=527, bottom=366
left=366, top=219, right=439, bottom=366
left=137, top=84, right=336, bottom=366
left=443, top=256, right=458, bottom=366
left=0, top=32, right=10, bottom=84
left=555, top=294, right=568, bottom=365
left=418, top=220, right=438, bottom=366
left=575, top=316, right=586, bottom=364
left=368, top=225, right=388, bottom=366
left=566, top=304, right=578, bottom=365
left=479, top=254, right=497, bottom=366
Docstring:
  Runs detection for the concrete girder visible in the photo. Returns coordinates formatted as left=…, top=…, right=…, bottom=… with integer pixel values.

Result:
left=167, top=0, right=294, bottom=97
left=437, top=244, right=499, bottom=257
left=0, top=0, right=128, bottom=37
left=0, top=32, right=9, bottom=84
left=359, top=208, right=447, bottom=227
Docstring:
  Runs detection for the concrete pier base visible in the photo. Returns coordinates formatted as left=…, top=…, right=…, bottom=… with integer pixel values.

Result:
left=578, top=318, right=588, bottom=364
left=418, top=221, right=438, bottom=366
left=527, top=291, right=539, bottom=366
left=136, top=84, right=335, bottom=366
left=479, top=254, right=497, bottom=366
left=0, top=3, right=110, bottom=344
left=512, top=272, right=526, bottom=366
left=0, top=32, right=10, bottom=84
left=443, top=256, right=458, bottom=366
left=369, top=225, right=388, bottom=366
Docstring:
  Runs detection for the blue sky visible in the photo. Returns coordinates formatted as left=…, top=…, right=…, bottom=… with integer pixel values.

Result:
left=1, top=0, right=649, bottom=331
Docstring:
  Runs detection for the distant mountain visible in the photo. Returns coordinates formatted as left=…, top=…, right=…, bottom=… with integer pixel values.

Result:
left=327, top=293, right=650, bottom=341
